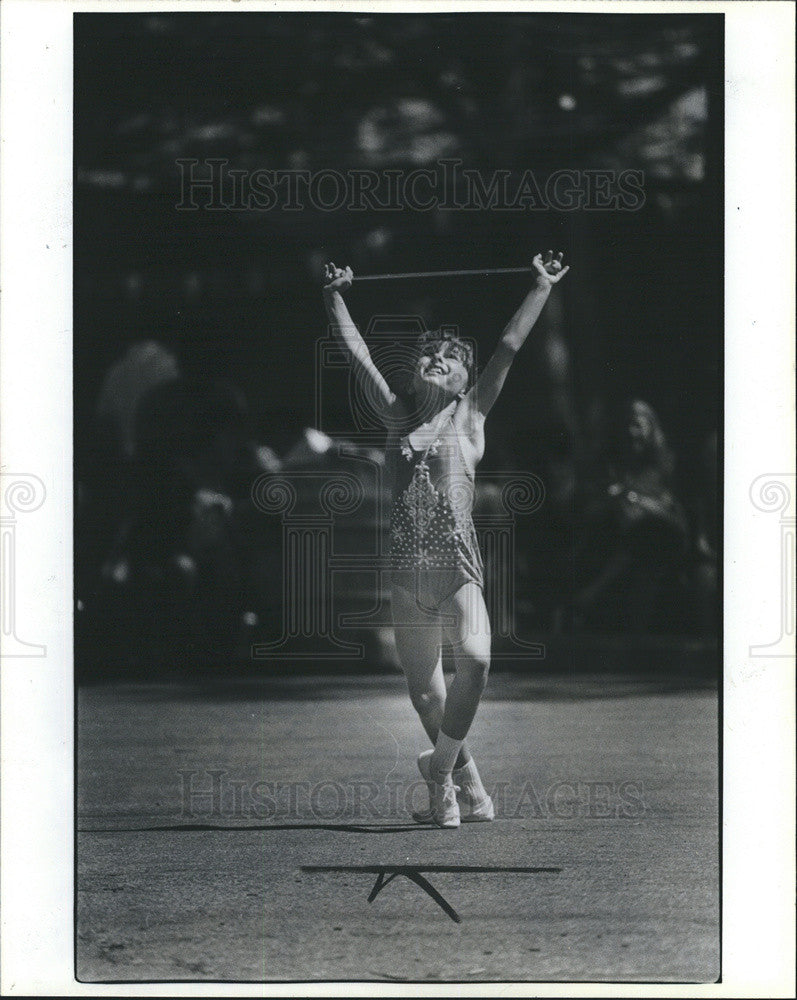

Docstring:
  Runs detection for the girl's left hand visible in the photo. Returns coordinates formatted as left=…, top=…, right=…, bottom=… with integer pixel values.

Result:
left=533, top=251, right=570, bottom=287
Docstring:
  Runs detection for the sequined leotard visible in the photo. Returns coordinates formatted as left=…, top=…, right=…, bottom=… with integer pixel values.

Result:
left=388, top=409, right=484, bottom=611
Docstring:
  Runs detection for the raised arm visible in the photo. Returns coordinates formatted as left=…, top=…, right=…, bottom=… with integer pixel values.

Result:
left=322, top=262, right=401, bottom=422
left=465, top=251, right=569, bottom=419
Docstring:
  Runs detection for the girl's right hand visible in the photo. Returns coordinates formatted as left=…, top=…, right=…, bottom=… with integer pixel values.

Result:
left=323, top=262, right=353, bottom=292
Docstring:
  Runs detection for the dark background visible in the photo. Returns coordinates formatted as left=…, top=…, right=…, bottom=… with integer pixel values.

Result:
left=74, top=12, right=723, bottom=666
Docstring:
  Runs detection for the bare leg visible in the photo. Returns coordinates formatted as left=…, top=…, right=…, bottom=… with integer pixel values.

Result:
left=391, top=584, right=472, bottom=768
left=438, top=583, right=492, bottom=741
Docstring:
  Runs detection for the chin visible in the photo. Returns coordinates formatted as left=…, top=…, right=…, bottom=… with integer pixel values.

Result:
left=419, top=376, right=443, bottom=391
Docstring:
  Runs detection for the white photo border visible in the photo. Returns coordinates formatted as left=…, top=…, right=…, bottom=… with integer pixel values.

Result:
left=1, top=1, right=794, bottom=996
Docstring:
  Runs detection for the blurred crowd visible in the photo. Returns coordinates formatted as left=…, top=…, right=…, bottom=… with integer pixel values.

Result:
left=76, top=339, right=719, bottom=672
left=74, top=13, right=721, bottom=673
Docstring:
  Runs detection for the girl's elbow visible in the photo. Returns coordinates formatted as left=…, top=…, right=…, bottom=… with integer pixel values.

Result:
left=499, top=334, right=522, bottom=355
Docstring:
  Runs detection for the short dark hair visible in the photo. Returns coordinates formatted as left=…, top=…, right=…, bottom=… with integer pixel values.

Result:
left=416, top=329, right=476, bottom=386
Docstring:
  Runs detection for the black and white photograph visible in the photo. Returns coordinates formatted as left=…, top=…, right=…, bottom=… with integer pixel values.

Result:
left=0, top=1, right=794, bottom=996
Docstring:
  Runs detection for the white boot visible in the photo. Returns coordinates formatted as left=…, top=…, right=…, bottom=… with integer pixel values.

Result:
left=454, top=756, right=495, bottom=822
left=416, top=750, right=460, bottom=828
left=413, top=750, right=494, bottom=824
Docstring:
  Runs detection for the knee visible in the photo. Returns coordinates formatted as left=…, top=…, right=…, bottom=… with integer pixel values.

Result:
left=458, top=651, right=490, bottom=693
left=408, top=686, right=444, bottom=718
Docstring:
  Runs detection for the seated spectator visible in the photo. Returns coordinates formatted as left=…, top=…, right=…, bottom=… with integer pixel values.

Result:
left=562, top=399, right=689, bottom=634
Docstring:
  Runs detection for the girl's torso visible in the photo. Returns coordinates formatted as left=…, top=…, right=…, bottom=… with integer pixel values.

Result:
left=385, top=398, right=482, bottom=487
left=386, top=402, right=484, bottom=605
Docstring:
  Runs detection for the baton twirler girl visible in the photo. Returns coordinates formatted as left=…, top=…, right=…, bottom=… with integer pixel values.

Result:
left=323, top=252, right=570, bottom=827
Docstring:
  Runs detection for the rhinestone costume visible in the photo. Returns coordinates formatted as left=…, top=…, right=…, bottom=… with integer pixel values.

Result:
left=389, top=411, right=484, bottom=611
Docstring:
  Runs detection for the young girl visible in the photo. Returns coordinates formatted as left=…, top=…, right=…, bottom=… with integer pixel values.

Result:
left=323, top=252, right=569, bottom=827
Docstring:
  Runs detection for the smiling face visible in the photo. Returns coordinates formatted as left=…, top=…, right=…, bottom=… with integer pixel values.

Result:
left=412, top=338, right=472, bottom=400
